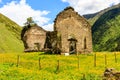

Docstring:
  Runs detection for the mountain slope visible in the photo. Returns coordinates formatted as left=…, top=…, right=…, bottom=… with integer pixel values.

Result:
left=92, top=7, right=120, bottom=51
left=83, top=3, right=120, bottom=26
left=0, top=13, right=24, bottom=53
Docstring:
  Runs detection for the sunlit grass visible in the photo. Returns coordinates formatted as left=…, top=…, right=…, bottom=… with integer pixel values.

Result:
left=0, top=52, right=120, bottom=80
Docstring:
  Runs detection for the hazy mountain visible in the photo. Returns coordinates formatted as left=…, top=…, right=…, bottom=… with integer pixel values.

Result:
left=83, top=3, right=120, bottom=26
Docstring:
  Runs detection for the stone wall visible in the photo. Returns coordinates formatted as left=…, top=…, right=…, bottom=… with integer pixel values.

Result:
left=54, top=6, right=92, bottom=54
left=22, top=26, right=46, bottom=52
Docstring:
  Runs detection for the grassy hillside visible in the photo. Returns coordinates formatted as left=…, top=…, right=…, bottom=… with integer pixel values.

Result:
left=92, top=7, right=120, bottom=51
left=0, top=13, right=24, bottom=53
left=0, top=52, right=120, bottom=79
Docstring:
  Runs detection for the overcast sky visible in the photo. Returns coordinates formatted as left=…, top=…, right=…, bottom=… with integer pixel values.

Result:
left=0, top=0, right=120, bottom=31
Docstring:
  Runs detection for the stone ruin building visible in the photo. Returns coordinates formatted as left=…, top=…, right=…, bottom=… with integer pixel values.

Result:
left=21, top=7, right=92, bottom=54
left=21, top=25, right=46, bottom=52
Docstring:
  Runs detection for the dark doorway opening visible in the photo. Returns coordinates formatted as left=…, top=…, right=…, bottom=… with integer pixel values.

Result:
left=34, top=43, right=40, bottom=51
left=68, top=39, right=77, bottom=54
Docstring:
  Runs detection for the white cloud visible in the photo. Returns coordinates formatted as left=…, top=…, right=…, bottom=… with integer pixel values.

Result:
left=0, top=0, right=1, bottom=3
left=0, top=0, right=51, bottom=30
left=43, top=23, right=54, bottom=31
left=62, top=0, right=120, bottom=15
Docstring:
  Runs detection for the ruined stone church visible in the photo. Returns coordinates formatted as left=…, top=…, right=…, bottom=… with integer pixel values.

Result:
left=21, top=7, right=92, bottom=54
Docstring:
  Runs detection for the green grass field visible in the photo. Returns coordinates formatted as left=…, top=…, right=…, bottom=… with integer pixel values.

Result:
left=0, top=52, right=120, bottom=80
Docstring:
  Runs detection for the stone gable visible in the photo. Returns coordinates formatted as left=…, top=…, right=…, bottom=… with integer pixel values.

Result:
left=22, top=26, right=46, bottom=52
left=54, top=6, right=92, bottom=53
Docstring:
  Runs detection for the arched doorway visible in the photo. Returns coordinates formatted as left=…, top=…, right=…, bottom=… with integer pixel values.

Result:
left=68, top=38, right=77, bottom=54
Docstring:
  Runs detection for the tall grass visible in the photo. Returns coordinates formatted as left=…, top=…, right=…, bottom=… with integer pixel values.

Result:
left=0, top=52, right=120, bottom=80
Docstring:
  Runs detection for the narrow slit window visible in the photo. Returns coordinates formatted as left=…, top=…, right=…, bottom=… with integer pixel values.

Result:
left=84, top=38, right=87, bottom=49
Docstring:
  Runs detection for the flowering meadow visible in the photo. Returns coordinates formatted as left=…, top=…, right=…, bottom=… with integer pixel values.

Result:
left=0, top=52, right=120, bottom=80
